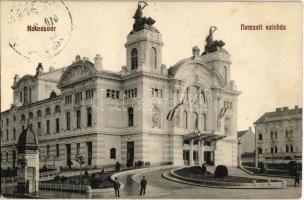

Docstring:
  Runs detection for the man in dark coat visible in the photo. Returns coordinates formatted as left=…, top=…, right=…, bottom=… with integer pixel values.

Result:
left=201, top=162, right=207, bottom=176
left=139, top=176, right=147, bottom=196
left=113, top=177, right=121, bottom=197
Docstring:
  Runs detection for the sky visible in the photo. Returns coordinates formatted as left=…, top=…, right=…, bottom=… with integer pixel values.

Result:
left=1, top=1, right=302, bottom=131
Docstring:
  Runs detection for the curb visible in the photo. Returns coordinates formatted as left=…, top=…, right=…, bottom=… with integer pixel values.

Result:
left=167, top=166, right=287, bottom=189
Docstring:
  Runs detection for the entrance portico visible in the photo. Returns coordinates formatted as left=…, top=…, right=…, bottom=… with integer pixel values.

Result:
left=183, top=129, right=226, bottom=166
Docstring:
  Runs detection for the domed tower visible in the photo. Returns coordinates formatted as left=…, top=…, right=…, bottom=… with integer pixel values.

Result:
left=125, top=2, right=163, bottom=74
left=16, top=125, right=39, bottom=194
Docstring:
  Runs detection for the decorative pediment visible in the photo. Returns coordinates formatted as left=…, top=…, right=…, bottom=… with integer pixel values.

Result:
left=170, top=59, right=225, bottom=88
left=58, top=61, right=96, bottom=88
left=11, top=75, right=35, bottom=89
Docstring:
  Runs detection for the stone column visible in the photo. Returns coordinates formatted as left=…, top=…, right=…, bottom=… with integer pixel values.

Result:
left=198, top=140, right=201, bottom=165
left=201, top=140, right=205, bottom=165
left=189, top=139, right=194, bottom=166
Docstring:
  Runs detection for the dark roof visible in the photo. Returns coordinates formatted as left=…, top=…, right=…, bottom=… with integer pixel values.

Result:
left=255, top=107, right=302, bottom=124
left=17, top=125, right=39, bottom=153
left=237, top=130, right=247, bottom=138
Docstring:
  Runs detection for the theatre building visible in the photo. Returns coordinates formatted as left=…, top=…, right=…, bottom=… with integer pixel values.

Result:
left=1, top=5, right=240, bottom=170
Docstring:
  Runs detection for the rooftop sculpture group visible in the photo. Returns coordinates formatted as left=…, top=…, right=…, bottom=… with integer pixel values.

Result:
left=131, top=1, right=157, bottom=33
left=202, top=26, right=225, bottom=55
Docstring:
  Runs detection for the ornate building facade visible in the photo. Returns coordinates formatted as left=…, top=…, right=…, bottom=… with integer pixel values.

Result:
left=1, top=4, right=240, bottom=170
left=254, top=106, right=302, bottom=169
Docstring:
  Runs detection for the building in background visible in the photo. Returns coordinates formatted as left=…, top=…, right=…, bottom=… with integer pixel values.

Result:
left=1, top=3, right=240, bottom=170
left=237, top=127, right=255, bottom=167
left=254, top=106, right=302, bottom=170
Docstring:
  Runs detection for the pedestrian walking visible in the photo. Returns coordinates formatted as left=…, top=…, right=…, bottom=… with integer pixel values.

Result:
left=139, top=176, right=147, bottom=196
left=113, top=177, right=121, bottom=197
left=294, top=173, right=300, bottom=187
left=201, top=162, right=207, bottom=176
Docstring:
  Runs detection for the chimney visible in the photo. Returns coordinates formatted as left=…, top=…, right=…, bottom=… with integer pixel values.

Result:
left=83, top=57, right=89, bottom=61
left=49, top=66, right=55, bottom=72
left=94, top=54, right=103, bottom=71
left=275, top=108, right=281, bottom=112
left=283, top=106, right=288, bottom=111
left=295, top=105, right=299, bottom=109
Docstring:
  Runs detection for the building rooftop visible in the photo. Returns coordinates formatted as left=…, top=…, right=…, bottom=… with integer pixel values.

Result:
left=254, top=106, right=302, bottom=124
left=237, top=130, right=247, bottom=138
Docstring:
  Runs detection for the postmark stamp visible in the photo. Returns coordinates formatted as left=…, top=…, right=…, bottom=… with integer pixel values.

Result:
left=6, top=1, right=73, bottom=60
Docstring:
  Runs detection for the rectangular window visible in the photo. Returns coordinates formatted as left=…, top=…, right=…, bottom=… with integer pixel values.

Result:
left=65, top=95, right=72, bottom=104
left=66, top=112, right=71, bottom=131
left=56, top=144, right=60, bottom=157
left=258, top=147, right=263, bottom=154
left=6, top=130, right=9, bottom=141
left=86, top=89, right=94, bottom=99
left=270, top=131, right=273, bottom=139
left=128, top=107, right=134, bottom=126
left=128, top=90, right=130, bottom=98
left=107, top=89, right=111, bottom=98
left=46, top=145, right=50, bottom=158
left=271, top=147, right=274, bottom=153
left=55, top=118, right=60, bottom=133
left=111, top=90, right=115, bottom=99
left=29, top=89, right=32, bottom=103
left=258, top=133, right=263, bottom=140
left=76, top=143, right=80, bottom=155
left=76, top=110, right=81, bottom=129
left=46, top=120, right=50, bottom=134
left=134, top=88, right=137, bottom=97
left=116, top=91, right=120, bottom=99
left=155, top=88, right=159, bottom=97
left=131, top=89, right=134, bottom=97
left=75, top=92, right=82, bottom=103
left=38, top=122, right=41, bottom=135
left=124, top=91, right=127, bottom=99
left=20, top=92, right=23, bottom=102
left=87, top=108, right=92, bottom=127
left=6, top=118, right=9, bottom=126
left=13, top=129, right=16, bottom=140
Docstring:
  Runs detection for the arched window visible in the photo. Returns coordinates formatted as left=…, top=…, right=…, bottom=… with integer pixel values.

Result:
left=183, top=111, right=188, bottom=129
left=224, top=117, right=231, bottom=135
left=21, top=114, right=26, bottom=121
left=55, top=105, right=61, bottom=113
left=224, top=66, right=228, bottom=84
left=274, top=145, right=278, bottom=153
left=110, top=148, right=116, bottom=159
left=131, top=48, right=138, bottom=70
left=202, top=113, right=207, bottom=131
left=290, top=144, right=293, bottom=153
left=29, top=112, right=33, bottom=119
left=128, top=107, right=134, bottom=126
left=37, top=110, right=42, bottom=117
left=286, top=145, right=289, bottom=152
left=150, top=47, right=157, bottom=69
left=186, top=87, right=190, bottom=101
left=45, top=108, right=50, bottom=116
left=24, top=87, right=28, bottom=103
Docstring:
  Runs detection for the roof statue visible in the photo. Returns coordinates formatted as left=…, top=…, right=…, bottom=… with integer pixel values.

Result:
left=202, top=26, right=226, bottom=55
left=131, top=1, right=158, bottom=34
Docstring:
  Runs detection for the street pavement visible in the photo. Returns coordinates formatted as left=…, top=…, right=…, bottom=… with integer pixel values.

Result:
left=37, top=167, right=302, bottom=199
